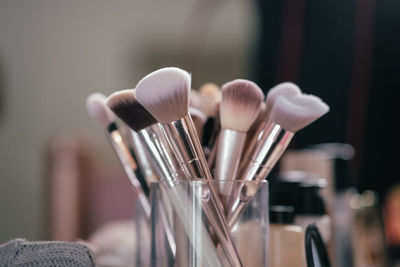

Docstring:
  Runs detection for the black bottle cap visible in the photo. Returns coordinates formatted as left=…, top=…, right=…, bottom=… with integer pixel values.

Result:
left=270, top=171, right=328, bottom=216
left=270, top=205, right=295, bottom=224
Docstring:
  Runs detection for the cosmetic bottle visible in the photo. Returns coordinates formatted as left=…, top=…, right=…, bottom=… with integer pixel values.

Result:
left=269, top=205, right=306, bottom=267
left=295, top=178, right=331, bottom=243
left=269, top=171, right=331, bottom=243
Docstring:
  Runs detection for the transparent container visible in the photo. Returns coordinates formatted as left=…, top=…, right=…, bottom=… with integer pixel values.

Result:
left=149, top=180, right=269, bottom=267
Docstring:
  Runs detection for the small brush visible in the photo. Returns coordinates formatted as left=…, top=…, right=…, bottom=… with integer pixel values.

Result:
left=107, top=89, right=223, bottom=266
left=199, top=83, right=221, bottom=153
left=227, top=93, right=329, bottom=227
left=135, top=67, right=243, bottom=267
left=215, top=79, right=264, bottom=206
left=199, top=82, right=221, bottom=118
left=189, top=107, right=207, bottom=140
left=86, top=93, right=151, bottom=216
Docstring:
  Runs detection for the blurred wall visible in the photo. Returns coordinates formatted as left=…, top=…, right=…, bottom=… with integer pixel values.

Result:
left=0, top=0, right=256, bottom=242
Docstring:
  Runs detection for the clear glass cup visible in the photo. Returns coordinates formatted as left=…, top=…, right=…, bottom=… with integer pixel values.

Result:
left=149, top=180, right=269, bottom=267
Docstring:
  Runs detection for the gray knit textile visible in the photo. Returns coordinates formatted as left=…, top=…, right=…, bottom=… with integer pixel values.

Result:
left=0, top=238, right=96, bottom=267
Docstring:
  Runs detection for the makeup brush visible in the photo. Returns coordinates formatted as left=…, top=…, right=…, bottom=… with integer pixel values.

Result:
left=199, top=82, right=221, bottom=117
left=215, top=79, right=264, bottom=202
left=189, top=107, right=207, bottom=140
left=107, top=89, right=223, bottom=267
left=227, top=93, right=329, bottom=227
left=86, top=93, right=151, bottom=216
left=199, top=83, right=221, bottom=152
left=135, top=67, right=243, bottom=267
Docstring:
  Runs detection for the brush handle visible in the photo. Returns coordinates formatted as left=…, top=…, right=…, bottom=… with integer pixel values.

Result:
left=138, top=125, right=182, bottom=188
left=108, top=128, right=151, bottom=217
left=215, top=129, right=246, bottom=210
left=137, top=126, right=223, bottom=266
left=226, top=121, right=294, bottom=227
left=108, top=123, right=151, bottom=196
left=131, top=130, right=160, bottom=184
left=161, top=115, right=243, bottom=267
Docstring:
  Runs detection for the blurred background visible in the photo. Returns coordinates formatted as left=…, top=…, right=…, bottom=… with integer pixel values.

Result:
left=0, top=0, right=399, bottom=266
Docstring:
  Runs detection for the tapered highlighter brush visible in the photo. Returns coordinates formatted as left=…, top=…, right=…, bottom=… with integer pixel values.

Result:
left=264, top=82, right=302, bottom=120
left=86, top=93, right=151, bottom=216
left=243, top=82, right=302, bottom=153
left=215, top=79, right=264, bottom=206
left=227, top=93, right=329, bottom=227
left=135, top=67, right=243, bottom=267
left=107, top=89, right=223, bottom=267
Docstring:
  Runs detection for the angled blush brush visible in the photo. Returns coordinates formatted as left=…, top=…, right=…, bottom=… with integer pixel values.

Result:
left=86, top=93, right=151, bottom=216
left=107, top=89, right=223, bottom=266
left=227, top=93, right=329, bottom=227
left=135, top=67, right=243, bottom=267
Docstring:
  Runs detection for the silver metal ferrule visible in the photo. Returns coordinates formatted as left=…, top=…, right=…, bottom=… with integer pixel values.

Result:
left=131, top=130, right=159, bottom=184
left=138, top=124, right=184, bottom=188
left=160, top=115, right=212, bottom=181
left=238, top=121, right=294, bottom=182
left=226, top=121, right=294, bottom=227
left=108, top=129, right=151, bottom=218
left=215, top=129, right=247, bottom=182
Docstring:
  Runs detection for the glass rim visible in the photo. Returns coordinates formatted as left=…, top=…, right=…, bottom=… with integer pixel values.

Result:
left=151, top=179, right=268, bottom=186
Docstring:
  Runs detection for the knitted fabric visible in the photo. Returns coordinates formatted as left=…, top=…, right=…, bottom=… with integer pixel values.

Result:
left=0, top=238, right=96, bottom=267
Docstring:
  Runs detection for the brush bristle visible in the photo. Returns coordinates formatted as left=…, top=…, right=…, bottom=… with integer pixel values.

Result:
left=135, top=67, right=191, bottom=123
left=106, top=89, right=157, bottom=132
left=270, top=94, right=329, bottom=132
left=265, top=82, right=302, bottom=119
left=220, top=79, right=265, bottom=132
left=86, top=93, right=115, bottom=128
left=199, top=83, right=221, bottom=117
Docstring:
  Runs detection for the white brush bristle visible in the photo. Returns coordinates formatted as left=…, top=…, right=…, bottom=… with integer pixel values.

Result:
left=220, top=79, right=265, bottom=132
left=86, top=93, right=115, bottom=128
left=270, top=94, right=329, bottom=132
left=265, top=82, right=302, bottom=119
left=199, top=83, right=221, bottom=117
left=135, top=67, right=191, bottom=123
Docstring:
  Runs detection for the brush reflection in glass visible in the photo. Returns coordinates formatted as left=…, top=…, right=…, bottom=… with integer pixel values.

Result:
left=151, top=180, right=269, bottom=267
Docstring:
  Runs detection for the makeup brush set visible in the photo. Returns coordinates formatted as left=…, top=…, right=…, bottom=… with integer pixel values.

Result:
left=86, top=67, right=329, bottom=267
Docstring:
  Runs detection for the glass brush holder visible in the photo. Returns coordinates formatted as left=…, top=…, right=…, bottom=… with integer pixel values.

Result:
left=148, top=180, right=269, bottom=267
